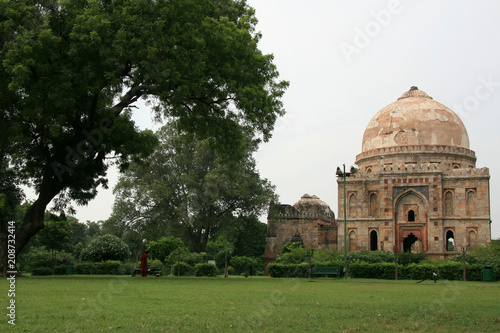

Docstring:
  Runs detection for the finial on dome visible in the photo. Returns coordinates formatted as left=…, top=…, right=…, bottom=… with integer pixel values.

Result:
left=397, top=86, right=432, bottom=100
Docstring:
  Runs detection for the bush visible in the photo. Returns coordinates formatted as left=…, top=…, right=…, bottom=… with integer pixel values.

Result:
left=349, top=262, right=395, bottom=279
left=397, top=251, right=427, bottom=265
left=267, top=263, right=309, bottom=278
left=347, top=251, right=395, bottom=264
left=194, top=263, right=219, bottom=277
left=230, top=256, right=258, bottom=275
left=147, top=236, right=184, bottom=263
left=74, top=261, right=122, bottom=274
left=24, top=248, right=74, bottom=274
left=121, top=262, right=137, bottom=275
left=74, top=262, right=97, bottom=274
left=171, top=262, right=193, bottom=276
left=98, top=260, right=122, bottom=275
left=80, top=234, right=130, bottom=262
left=31, top=267, right=53, bottom=276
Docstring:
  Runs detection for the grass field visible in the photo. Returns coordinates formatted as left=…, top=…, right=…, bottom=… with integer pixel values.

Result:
left=1, top=275, right=499, bottom=332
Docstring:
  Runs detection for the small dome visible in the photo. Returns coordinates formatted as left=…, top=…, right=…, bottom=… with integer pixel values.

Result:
left=362, top=86, right=470, bottom=153
left=293, top=194, right=334, bottom=217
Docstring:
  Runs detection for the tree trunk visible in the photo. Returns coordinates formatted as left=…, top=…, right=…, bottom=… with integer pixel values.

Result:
left=224, top=251, right=228, bottom=278
left=0, top=178, right=60, bottom=277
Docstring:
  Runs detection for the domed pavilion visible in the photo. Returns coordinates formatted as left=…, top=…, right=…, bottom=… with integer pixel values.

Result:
left=339, top=86, right=491, bottom=257
left=264, top=194, right=337, bottom=273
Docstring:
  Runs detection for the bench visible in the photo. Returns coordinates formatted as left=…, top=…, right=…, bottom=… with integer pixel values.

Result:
left=311, top=266, right=341, bottom=277
left=131, top=268, right=162, bottom=277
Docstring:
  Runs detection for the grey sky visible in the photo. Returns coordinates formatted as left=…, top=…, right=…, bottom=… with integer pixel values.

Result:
left=70, top=0, right=500, bottom=239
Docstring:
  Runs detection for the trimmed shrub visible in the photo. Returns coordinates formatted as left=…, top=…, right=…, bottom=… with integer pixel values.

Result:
left=31, top=267, right=53, bottom=276
left=171, top=262, right=193, bottom=276
left=267, top=263, right=309, bottom=278
left=121, top=262, right=137, bottom=275
left=230, top=256, right=258, bottom=275
left=74, top=262, right=97, bottom=274
left=74, top=261, right=122, bottom=274
left=349, top=262, right=395, bottom=279
left=194, top=263, right=219, bottom=277
left=403, top=263, right=436, bottom=280
left=98, top=260, right=122, bottom=275
left=80, top=234, right=130, bottom=262
left=438, top=262, right=463, bottom=281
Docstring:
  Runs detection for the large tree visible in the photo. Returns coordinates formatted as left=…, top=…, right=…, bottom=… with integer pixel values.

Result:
left=0, top=0, right=287, bottom=275
left=109, top=124, right=277, bottom=252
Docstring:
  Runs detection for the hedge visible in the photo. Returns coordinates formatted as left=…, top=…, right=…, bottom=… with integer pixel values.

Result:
left=74, top=261, right=122, bottom=275
left=269, top=262, right=496, bottom=281
left=267, top=263, right=309, bottom=278
left=194, top=263, right=219, bottom=277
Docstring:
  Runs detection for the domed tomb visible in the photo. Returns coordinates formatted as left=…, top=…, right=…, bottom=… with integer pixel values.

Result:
left=340, top=86, right=490, bottom=259
left=293, top=194, right=335, bottom=219
left=362, top=86, right=469, bottom=153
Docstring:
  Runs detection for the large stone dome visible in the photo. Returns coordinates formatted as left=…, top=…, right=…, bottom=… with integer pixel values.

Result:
left=362, top=86, right=470, bottom=153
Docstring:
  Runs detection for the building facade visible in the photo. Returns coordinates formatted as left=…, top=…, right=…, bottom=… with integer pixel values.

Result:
left=265, top=86, right=491, bottom=269
left=264, top=194, right=337, bottom=273
left=338, top=86, right=491, bottom=258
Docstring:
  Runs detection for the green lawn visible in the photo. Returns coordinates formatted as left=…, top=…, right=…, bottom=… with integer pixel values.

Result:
left=1, top=275, right=499, bottom=332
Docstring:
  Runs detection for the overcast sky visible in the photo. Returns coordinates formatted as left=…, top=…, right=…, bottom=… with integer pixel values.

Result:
left=66, top=0, right=500, bottom=239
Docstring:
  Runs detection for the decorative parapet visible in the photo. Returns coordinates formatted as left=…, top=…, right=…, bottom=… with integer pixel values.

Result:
left=444, top=167, right=490, bottom=178
left=356, top=145, right=476, bottom=162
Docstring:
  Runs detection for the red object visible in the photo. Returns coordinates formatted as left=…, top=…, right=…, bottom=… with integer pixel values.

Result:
left=140, top=252, right=148, bottom=277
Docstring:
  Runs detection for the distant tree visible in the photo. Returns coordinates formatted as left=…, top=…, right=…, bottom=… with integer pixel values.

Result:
left=111, top=124, right=277, bottom=252
left=38, top=212, right=73, bottom=273
left=147, top=236, right=184, bottom=264
left=80, top=234, right=130, bottom=262
left=216, top=236, right=234, bottom=278
left=69, top=218, right=88, bottom=246
left=0, top=0, right=287, bottom=276
left=230, top=216, right=267, bottom=257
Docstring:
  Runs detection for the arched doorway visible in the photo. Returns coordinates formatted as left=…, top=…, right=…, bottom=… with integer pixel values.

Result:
left=446, top=230, right=455, bottom=251
left=403, top=233, right=418, bottom=252
left=370, top=230, right=378, bottom=251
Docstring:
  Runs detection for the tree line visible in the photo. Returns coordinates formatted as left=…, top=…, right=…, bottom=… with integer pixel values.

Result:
left=0, top=0, right=288, bottom=276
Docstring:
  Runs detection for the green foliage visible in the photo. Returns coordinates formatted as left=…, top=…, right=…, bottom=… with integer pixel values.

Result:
left=312, top=248, right=343, bottom=263
left=171, top=262, right=194, bottom=276
left=194, top=263, right=219, bottom=277
left=267, top=263, right=309, bottom=278
left=24, top=248, right=74, bottom=274
left=230, top=255, right=258, bottom=275
left=461, top=241, right=500, bottom=267
left=349, top=262, right=395, bottom=280
left=276, top=243, right=307, bottom=264
left=38, top=213, right=74, bottom=253
left=396, top=251, right=428, bottom=265
left=80, top=234, right=130, bottom=262
left=146, top=236, right=184, bottom=263
left=73, top=242, right=84, bottom=259
left=347, top=250, right=396, bottom=263
left=111, top=125, right=277, bottom=252
left=74, top=260, right=122, bottom=275
left=281, top=242, right=303, bottom=253
left=1, top=0, right=287, bottom=267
